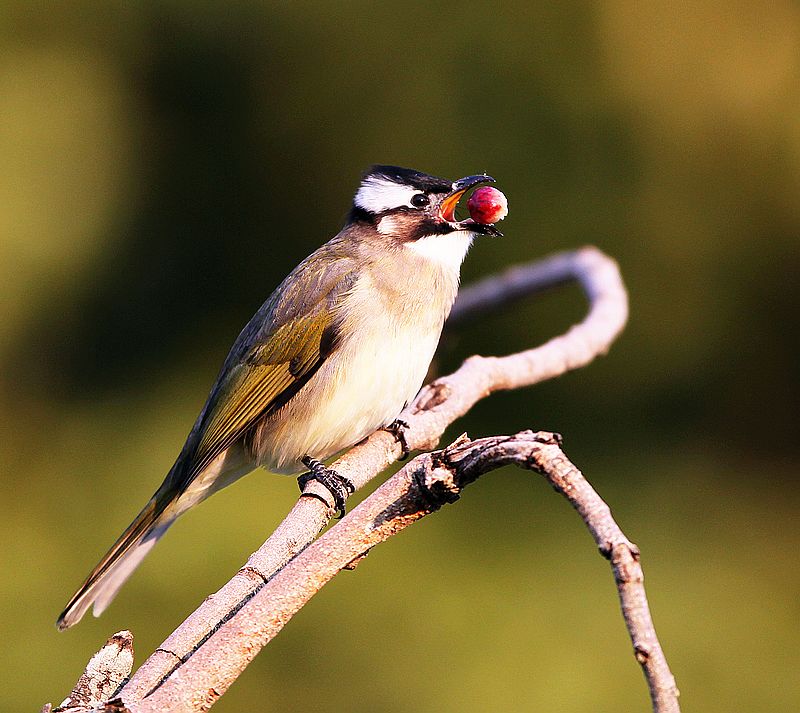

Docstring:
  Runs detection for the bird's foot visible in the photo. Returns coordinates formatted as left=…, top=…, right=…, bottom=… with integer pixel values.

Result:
left=298, top=457, right=355, bottom=518
left=384, top=418, right=411, bottom=460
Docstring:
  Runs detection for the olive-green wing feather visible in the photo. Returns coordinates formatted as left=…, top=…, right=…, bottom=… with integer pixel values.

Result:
left=189, top=311, right=336, bottom=477
left=173, top=242, right=357, bottom=487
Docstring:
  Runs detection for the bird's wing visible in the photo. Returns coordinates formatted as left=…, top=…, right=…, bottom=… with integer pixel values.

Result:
left=56, top=309, right=340, bottom=630
left=175, top=248, right=356, bottom=487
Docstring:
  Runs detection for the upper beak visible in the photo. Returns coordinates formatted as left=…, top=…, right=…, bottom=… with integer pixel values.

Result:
left=439, top=174, right=502, bottom=237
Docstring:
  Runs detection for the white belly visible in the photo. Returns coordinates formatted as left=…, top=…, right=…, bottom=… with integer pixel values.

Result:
left=252, top=300, right=444, bottom=475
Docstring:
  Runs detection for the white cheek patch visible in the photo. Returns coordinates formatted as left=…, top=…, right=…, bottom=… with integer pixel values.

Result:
left=355, top=177, right=419, bottom=213
left=405, top=231, right=474, bottom=271
left=376, top=215, right=401, bottom=235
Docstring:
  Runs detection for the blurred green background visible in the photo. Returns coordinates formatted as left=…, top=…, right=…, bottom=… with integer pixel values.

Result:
left=2, top=2, right=798, bottom=711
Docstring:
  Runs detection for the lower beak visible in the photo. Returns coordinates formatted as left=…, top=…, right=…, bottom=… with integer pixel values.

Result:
left=439, top=174, right=502, bottom=236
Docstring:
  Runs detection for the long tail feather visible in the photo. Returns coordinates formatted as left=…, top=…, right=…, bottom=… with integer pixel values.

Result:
left=57, top=445, right=251, bottom=630
left=56, top=494, right=176, bottom=631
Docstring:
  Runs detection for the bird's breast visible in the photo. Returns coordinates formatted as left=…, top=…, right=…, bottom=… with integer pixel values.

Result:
left=251, top=268, right=453, bottom=474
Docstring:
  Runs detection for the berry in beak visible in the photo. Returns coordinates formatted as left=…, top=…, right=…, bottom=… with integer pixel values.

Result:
left=439, top=174, right=504, bottom=237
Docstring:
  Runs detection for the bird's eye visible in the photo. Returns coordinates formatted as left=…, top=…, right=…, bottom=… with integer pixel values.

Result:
left=410, top=193, right=430, bottom=208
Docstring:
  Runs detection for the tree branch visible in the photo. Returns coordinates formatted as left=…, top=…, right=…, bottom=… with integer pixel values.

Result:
left=52, top=246, right=661, bottom=711
left=120, top=245, right=628, bottom=702
left=128, top=431, right=678, bottom=712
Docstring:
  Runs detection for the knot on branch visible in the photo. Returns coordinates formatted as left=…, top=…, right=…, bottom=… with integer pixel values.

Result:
left=634, top=643, right=652, bottom=664
left=413, top=458, right=463, bottom=511
left=412, top=381, right=451, bottom=413
left=406, top=434, right=482, bottom=510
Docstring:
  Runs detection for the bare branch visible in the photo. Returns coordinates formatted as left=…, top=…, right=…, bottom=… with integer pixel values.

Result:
left=119, top=245, right=629, bottom=702
left=125, top=431, right=678, bottom=713
left=447, top=249, right=584, bottom=325
left=48, top=631, right=134, bottom=712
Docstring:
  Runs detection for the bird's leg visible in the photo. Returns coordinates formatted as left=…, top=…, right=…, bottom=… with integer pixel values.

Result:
left=384, top=418, right=411, bottom=460
left=298, top=456, right=355, bottom=518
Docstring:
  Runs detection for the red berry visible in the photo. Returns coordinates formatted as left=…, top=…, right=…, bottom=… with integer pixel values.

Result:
left=467, top=186, right=508, bottom=224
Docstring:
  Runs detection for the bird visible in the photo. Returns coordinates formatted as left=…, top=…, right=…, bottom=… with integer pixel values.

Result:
left=57, top=165, right=501, bottom=630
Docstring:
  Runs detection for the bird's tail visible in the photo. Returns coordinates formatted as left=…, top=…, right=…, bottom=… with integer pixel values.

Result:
left=56, top=488, right=179, bottom=631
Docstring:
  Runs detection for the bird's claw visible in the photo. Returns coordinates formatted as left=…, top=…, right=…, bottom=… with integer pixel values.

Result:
left=384, top=418, right=411, bottom=459
left=299, top=457, right=355, bottom=518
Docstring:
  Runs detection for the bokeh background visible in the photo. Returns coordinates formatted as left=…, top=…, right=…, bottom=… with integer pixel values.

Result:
left=2, top=2, right=798, bottom=711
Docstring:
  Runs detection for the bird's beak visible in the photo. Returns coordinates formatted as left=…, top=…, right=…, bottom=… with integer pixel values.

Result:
left=439, top=174, right=502, bottom=236
left=439, top=174, right=495, bottom=222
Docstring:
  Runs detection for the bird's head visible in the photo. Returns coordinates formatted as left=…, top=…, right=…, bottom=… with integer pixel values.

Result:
left=348, top=166, right=501, bottom=263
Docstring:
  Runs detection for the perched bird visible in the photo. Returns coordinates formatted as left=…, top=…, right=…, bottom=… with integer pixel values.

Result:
left=57, top=165, right=501, bottom=630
